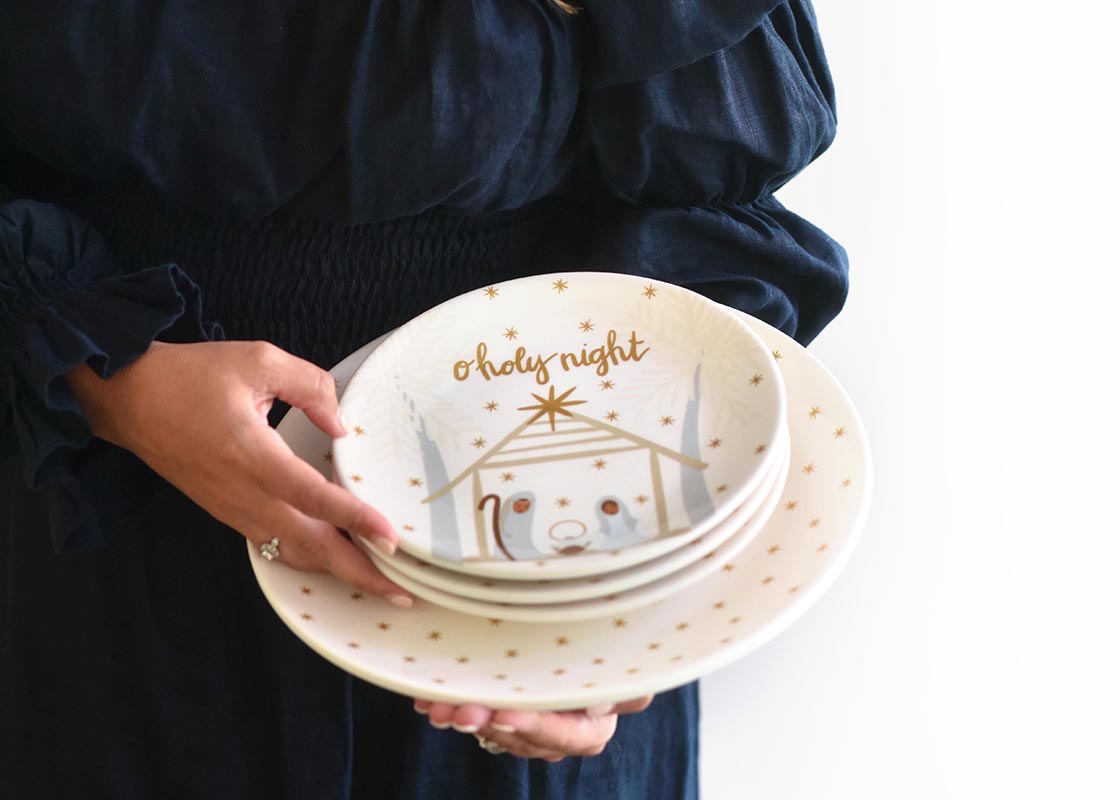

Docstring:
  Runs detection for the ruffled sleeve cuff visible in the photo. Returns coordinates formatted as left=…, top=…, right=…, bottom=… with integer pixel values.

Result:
left=1, top=199, right=220, bottom=552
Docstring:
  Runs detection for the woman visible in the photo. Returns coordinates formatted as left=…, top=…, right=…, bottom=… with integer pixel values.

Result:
left=0, top=1, right=847, bottom=797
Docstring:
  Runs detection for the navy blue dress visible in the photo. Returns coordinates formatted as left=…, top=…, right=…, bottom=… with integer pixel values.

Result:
left=0, top=2, right=847, bottom=797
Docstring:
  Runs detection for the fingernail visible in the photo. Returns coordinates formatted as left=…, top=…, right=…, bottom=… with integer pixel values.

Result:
left=490, top=722, right=516, bottom=733
left=337, top=409, right=350, bottom=434
left=413, top=703, right=429, bottom=715
left=389, top=594, right=413, bottom=609
left=374, top=537, right=397, bottom=556
left=451, top=723, right=479, bottom=734
left=429, top=719, right=452, bottom=730
left=586, top=703, right=614, bottom=718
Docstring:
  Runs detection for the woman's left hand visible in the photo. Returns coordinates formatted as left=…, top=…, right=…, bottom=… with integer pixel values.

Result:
left=413, top=696, right=654, bottom=761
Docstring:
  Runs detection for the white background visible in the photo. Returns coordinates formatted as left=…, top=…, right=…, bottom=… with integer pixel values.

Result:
left=700, top=2, right=1120, bottom=797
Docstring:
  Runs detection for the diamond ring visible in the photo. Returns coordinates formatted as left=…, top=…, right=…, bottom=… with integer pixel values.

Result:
left=475, top=734, right=506, bottom=755
left=259, top=537, right=281, bottom=561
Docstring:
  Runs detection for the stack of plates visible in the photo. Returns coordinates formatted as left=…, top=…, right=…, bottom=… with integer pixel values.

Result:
left=332, top=273, right=794, bottom=623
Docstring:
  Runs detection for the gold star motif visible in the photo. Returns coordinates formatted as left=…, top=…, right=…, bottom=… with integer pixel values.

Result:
left=350, top=474, right=363, bottom=483
left=456, top=656, right=470, bottom=664
left=503, top=326, right=519, bottom=341
left=353, top=425, right=366, bottom=436
left=513, top=687, right=525, bottom=693
left=600, top=380, right=615, bottom=390
left=626, top=667, right=640, bottom=674
left=720, top=637, right=732, bottom=645
left=660, top=416, right=675, bottom=426
left=647, top=642, right=661, bottom=651
left=579, top=319, right=594, bottom=333
left=301, top=613, right=313, bottom=621
left=841, top=478, right=852, bottom=488
left=817, top=543, right=829, bottom=552
left=299, top=585, right=312, bottom=595
left=670, top=655, right=684, bottom=662
left=434, top=678, right=446, bottom=685
left=604, top=410, right=620, bottom=421
left=612, top=618, right=627, bottom=628
left=785, top=501, right=799, bottom=511
left=555, top=497, right=571, bottom=508
left=428, top=631, right=442, bottom=641
left=552, top=278, right=569, bottom=293
left=483, top=286, right=499, bottom=300
left=642, top=284, right=658, bottom=299
left=518, top=385, right=587, bottom=431
left=481, top=580, right=495, bottom=587
left=754, top=443, right=767, bottom=454
left=591, top=658, right=605, bottom=666
left=484, top=401, right=499, bottom=412
left=708, top=438, right=722, bottom=448
left=809, top=518, right=821, bottom=528
left=604, top=594, right=619, bottom=601
left=676, top=622, right=690, bottom=631
left=730, top=616, right=742, bottom=625
left=716, top=484, right=728, bottom=493
left=773, top=350, right=783, bottom=360
left=350, top=591, right=363, bottom=601
left=553, top=668, right=567, bottom=675
left=789, top=585, right=801, bottom=594
left=592, top=458, right=607, bottom=470
left=767, top=545, right=780, bottom=555
left=721, top=563, right=735, bottom=572
left=761, top=576, right=774, bottom=585
left=834, top=426, right=846, bottom=438
left=505, top=649, right=519, bottom=658
left=322, top=452, right=333, bottom=463
left=634, top=494, right=649, bottom=505
left=583, top=682, right=597, bottom=689
left=713, top=601, right=726, bottom=609
left=377, top=621, right=391, bottom=631
left=347, top=641, right=360, bottom=649
left=488, top=619, right=503, bottom=626
left=802, top=463, right=816, bottom=475
left=403, top=524, right=415, bottom=532
left=500, top=471, right=515, bottom=483
left=494, top=674, right=506, bottom=680
left=472, top=437, right=487, bottom=449
left=809, top=406, right=822, bottom=419
left=749, top=374, right=764, bottom=386
left=555, top=636, right=569, bottom=646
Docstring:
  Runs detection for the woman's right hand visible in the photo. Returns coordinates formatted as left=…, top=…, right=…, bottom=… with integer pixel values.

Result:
left=66, top=340, right=413, bottom=607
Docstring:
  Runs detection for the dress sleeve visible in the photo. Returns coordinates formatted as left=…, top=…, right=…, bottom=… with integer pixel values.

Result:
left=0, top=197, right=220, bottom=552
left=574, top=0, right=848, bottom=344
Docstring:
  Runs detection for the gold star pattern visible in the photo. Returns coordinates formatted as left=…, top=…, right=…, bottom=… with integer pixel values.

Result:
left=408, top=476, right=423, bottom=487
left=591, top=658, right=605, bottom=666
left=503, top=327, right=518, bottom=341
left=754, top=444, right=767, bottom=454
left=583, top=682, right=596, bottom=689
left=301, top=613, right=313, bottom=621
left=708, top=438, right=722, bottom=448
left=642, top=284, right=658, bottom=299
left=809, top=518, right=821, bottom=528
left=484, top=401, right=499, bottom=412
left=767, top=545, right=780, bottom=555
left=500, top=471, right=515, bottom=483
left=720, top=637, right=732, bottom=645
left=626, top=667, right=640, bottom=674
left=604, top=410, right=619, bottom=421
left=456, top=656, right=470, bottom=664
left=809, top=406, right=822, bottom=419
left=353, top=425, right=366, bottom=436
left=553, top=668, right=567, bottom=675
left=634, top=494, right=649, bottom=505
left=428, top=631, right=442, bottom=641
left=350, top=474, right=363, bottom=483
left=660, top=416, right=675, bottom=426
left=555, top=497, right=571, bottom=508
left=713, top=601, right=726, bottom=610
left=773, top=350, right=783, bottom=360
left=612, top=618, right=627, bottom=628
left=488, top=619, right=503, bottom=626
left=483, top=286, right=499, bottom=300
left=716, top=484, right=728, bottom=493
left=730, top=616, right=742, bottom=625
left=494, top=674, right=506, bottom=680
left=817, top=543, right=830, bottom=552
left=518, top=385, right=586, bottom=431
left=552, top=278, right=568, bottom=293
left=749, top=374, right=764, bottom=386
left=350, top=591, right=363, bottom=601
left=299, top=586, right=312, bottom=595
left=433, top=678, right=446, bottom=685
left=761, top=576, right=774, bottom=585
left=834, top=426, right=846, bottom=438
left=505, top=649, right=519, bottom=658
left=802, top=463, right=816, bottom=475
left=472, top=437, right=487, bottom=449
left=785, top=501, right=799, bottom=511
left=555, top=637, right=569, bottom=647
left=789, top=585, right=801, bottom=594
left=670, top=655, right=684, bottom=663
left=347, top=641, right=360, bottom=649
left=647, top=642, right=661, bottom=651
left=579, top=319, right=594, bottom=332
left=403, top=524, right=415, bottom=532
left=599, top=380, right=615, bottom=390
left=377, top=621, right=391, bottom=631
left=721, top=563, right=735, bottom=572
left=676, top=622, right=690, bottom=631
left=592, top=458, right=607, bottom=470
left=322, top=452, right=332, bottom=463
left=841, top=478, right=852, bottom=488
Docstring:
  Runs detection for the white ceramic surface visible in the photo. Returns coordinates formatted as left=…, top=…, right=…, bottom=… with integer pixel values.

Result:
left=248, top=313, right=871, bottom=710
left=333, top=273, right=785, bottom=578
left=360, top=431, right=789, bottom=606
